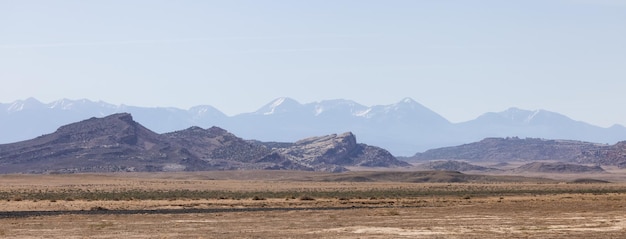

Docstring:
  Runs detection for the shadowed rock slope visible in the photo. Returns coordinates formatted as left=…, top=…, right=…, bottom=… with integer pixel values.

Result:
left=0, top=113, right=406, bottom=173
left=0, top=113, right=184, bottom=173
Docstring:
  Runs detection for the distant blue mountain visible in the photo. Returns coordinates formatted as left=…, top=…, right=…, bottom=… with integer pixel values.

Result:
left=2, top=97, right=625, bottom=156
left=454, top=108, right=626, bottom=145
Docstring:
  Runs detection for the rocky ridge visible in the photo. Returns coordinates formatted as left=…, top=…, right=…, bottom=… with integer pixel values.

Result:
left=408, top=137, right=626, bottom=169
left=410, top=137, right=604, bottom=162
left=0, top=113, right=406, bottom=173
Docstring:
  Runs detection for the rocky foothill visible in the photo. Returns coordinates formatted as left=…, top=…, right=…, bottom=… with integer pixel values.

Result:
left=409, top=137, right=626, bottom=168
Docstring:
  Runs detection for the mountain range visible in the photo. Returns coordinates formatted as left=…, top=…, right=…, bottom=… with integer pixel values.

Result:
left=0, top=113, right=407, bottom=173
left=2, top=97, right=626, bottom=156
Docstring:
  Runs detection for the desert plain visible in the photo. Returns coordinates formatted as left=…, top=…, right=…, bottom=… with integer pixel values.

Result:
left=0, top=170, right=625, bottom=238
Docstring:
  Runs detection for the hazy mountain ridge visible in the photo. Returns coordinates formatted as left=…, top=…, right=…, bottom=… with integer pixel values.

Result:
left=408, top=137, right=626, bottom=168
left=512, top=162, right=605, bottom=173
left=416, top=160, right=498, bottom=172
left=0, top=113, right=406, bottom=173
left=410, top=137, right=604, bottom=162
left=411, top=160, right=606, bottom=174
left=2, top=97, right=626, bottom=156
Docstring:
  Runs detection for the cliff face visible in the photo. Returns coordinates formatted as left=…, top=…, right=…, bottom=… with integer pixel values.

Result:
left=0, top=113, right=407, bottom=173
left=269, top=132, right=408, bottom=171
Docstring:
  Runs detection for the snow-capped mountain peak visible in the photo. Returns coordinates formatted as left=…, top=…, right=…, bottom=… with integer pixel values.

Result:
left=255, top=97, right=302, bottom=115
left=310, top=99, right=367, bottom=116
left=270, top=97, right=287, bottom=109
left=48, top=98, right=76, bottom=110
left=189, top=105, right=226, bottom=116
left=525, top=109, right=543, bottom=123
left=390, top=97, right=421, bottom=111
left=400, top=97, right=417, bottom=104
left=354, top=108, right=373, bottom=118
left=351, top=98, right=449, bottom=125
left=498, top=107, right=535, bottom=122
left=475, top=107, right=575, bottom=126
left=6, top=98, right=44, bottom=113
left=47, top=98, right=117, bottom=111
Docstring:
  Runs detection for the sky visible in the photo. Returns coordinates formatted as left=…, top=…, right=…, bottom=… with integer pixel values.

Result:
left=1, top=0, right=625, bottom=127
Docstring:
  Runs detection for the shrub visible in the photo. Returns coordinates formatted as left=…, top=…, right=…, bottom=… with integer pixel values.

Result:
left=386, top=209, right=400, bottom=216
left=299, top=195, right=315, bottom=201
left=251, top=195, right=265, bottom=200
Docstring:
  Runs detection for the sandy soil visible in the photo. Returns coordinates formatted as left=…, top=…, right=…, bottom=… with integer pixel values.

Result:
left=0, top=172, right=625, bottom=238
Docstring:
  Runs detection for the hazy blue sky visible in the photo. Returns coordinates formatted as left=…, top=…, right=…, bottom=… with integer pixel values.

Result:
left=1, top=1, right=625, bottom=126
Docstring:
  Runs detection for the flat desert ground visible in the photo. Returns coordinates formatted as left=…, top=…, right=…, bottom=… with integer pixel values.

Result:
left=0, top=171, right=625, bottom=238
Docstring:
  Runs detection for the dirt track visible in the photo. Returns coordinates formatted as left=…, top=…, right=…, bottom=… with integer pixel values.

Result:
left=1, top=197, right=625, bottom=238
left=0, top=205, right=395, bottom=219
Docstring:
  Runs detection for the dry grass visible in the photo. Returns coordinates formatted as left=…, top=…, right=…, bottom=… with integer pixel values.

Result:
left=0, top=171, right=625, bottom=238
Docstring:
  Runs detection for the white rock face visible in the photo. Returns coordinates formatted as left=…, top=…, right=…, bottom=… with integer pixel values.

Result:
left=271, top=132, right=407, bottom=169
